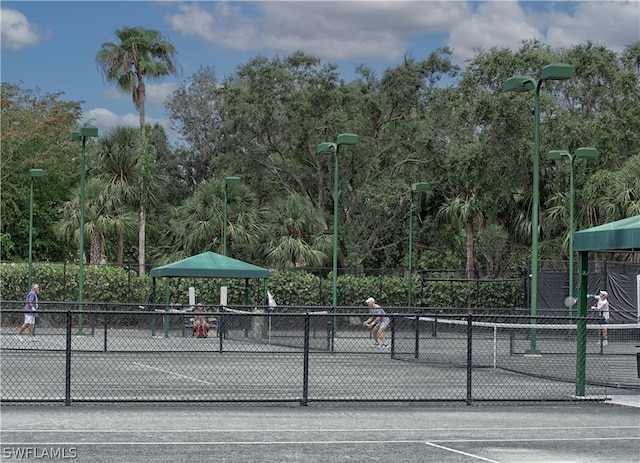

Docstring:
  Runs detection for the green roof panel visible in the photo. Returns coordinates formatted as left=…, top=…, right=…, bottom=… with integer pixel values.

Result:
left=150, top=251, right=269, bottom=279
left=573, top=215, right=640, bottom=252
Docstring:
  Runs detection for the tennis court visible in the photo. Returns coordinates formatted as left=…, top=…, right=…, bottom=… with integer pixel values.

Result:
left=1, top=400, right=639, bottom=462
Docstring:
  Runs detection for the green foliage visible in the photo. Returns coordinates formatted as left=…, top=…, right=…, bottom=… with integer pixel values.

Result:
left=0, top=263, right=148, bottom=304
left=0, top=263, right=523, bottom=313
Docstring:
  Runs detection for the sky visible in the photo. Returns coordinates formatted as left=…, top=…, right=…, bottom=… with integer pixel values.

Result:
left=2, top=1, right=639, bottom=145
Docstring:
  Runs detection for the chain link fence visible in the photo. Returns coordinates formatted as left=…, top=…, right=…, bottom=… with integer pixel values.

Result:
left=1, top=303, right=638, bottom=405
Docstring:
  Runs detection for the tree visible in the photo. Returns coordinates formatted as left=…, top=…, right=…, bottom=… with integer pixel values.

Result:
left=96, top=26, right=179, bottom=275
left=152, top=179, right=265, bottom=264
left=93, top=127, right=142, bottom=264
left=165, top=66, right=221, bottom=190
left=0, top=83, right=82, bottom=262
left=263, top=195, right=330, bottom=268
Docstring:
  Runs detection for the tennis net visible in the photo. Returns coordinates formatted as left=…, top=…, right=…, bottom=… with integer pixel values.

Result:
left=391, top=315, right=640, bottom=388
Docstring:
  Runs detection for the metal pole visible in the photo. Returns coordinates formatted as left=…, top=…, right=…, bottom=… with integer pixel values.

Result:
left=331, top=146, right=339, bottom=338
left=223, top=183, right=228, bottom=256
left=527, top=83, right=542, bottom=354
left=408, top=190, right=414, bottom=307
left=568, top=154, right=576, bottom=321
left=28, top=176, right=35, bottom=289
left=575, top=251, right=588, bottom=396
left=77, top=135, right=86, bottom=335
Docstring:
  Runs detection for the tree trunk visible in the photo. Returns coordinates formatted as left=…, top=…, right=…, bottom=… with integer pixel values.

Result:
left=138, top=205, right=145, bottom=277
left=117, top=229, right=124, bottom=265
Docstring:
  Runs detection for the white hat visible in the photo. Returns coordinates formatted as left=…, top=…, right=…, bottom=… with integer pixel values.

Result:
left=365, top=297, right=375, bottom=304
left=599, top=290, right=608, bottom=298
left=32, top=284, right=39, bottom=289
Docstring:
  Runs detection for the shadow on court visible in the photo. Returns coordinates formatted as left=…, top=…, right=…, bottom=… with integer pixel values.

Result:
left=1, top=401, right=638, bottom=462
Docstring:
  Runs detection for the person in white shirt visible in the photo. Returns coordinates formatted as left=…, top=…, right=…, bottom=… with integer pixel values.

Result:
left=591, top=290, right=610, bottom=347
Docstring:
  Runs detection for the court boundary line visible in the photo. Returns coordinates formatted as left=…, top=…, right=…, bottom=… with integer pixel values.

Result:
left=3, top=437, right=638, bottom=445
left=424, top=442, right=501, bottom=462
left=4, top=425, right=638, bottom=434
left=131, top=362, right=216, bottom=386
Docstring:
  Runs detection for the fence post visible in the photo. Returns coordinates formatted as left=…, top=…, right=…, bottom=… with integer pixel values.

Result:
left=103, top=312, right=109, bottom=352
left=466, top=313, right=473, bottom=405
left=414, top=314, right=420, bottom=359
left=302, top=312, right=310, bottom=406
left=65, top=309, right=72, bottom=406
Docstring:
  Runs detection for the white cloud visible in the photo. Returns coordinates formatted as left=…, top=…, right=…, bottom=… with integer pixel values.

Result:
left=0, top=7, right=47, bottom=50
left=80, top=108, right=172, bottom=138
left=544, top=1, right=640, bottom=52
left=165, top=1, right=639, bottom=68
left=447, top=1, right=542, bottom=64
left=446, top=1, right=640, bottom=64
left=166, top=1, right=471, bottom=61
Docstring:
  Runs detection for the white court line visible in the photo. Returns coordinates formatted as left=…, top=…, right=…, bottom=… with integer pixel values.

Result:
left=4, top=437, right=638, bottom=446
left=424, top=442, right=501, bottom=463
left=4, top=425, right=638, bottom=434
left=131, top=362, right=216, bottom=385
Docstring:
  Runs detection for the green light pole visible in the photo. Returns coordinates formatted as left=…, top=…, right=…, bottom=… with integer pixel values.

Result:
left=316, top=134, right=358, bottom=330
left=408, top=182, right=431, bottom=308
left=28, top=168, right=44, bottom=289
left=547, top=147, right=598, bottom=321
left=504, top=64, right=572, bottom=354
left=223, top=177, right=240, bottom=256
left=70, top=126, right=98, bottom=335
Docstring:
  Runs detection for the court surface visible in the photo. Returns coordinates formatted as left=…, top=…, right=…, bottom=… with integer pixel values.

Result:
left=1, top=400, right=638, bottom=462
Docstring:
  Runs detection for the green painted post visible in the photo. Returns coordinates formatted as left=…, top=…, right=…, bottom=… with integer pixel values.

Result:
left=575, top=252, right=588, bottom=396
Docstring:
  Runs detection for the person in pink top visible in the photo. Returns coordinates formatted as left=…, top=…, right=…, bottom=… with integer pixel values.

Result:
left=364, top=297, right=389, bottom=348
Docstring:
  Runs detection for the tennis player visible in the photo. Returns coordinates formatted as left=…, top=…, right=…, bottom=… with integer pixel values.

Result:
left=363, top=297, right=389, bottom=348
left=17, top=283, right=39, bottom=341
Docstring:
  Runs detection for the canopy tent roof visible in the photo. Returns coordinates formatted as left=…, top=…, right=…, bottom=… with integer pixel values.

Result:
left=574, top=215, right=640, bottom=252
left=149, top=251, right=269, bottom=279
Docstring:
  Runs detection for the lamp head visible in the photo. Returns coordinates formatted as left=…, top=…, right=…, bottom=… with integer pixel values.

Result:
left=575, top=147, right=598, bottom=159
left=29, top=169, right=44, bottom=178
left=336, top=133, right=358, bottom=146
left=79, top=126, right=99, bottom=138
left=503, top=76, right=536, bottom=92
left=225, top=176, right=241, bottom=186
left=547, top=150, right=568, bottom=161
left=316, top=142, right=336, bottom=154
left=540, top=63, right=573, bottom=81
left=412, top=182, right=431, bottom=192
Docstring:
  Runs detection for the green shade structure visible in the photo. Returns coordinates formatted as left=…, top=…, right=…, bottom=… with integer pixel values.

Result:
left=408, top=182, right=431, bottom=308
left=547, top=147, right=598, bottom=322
left=316, top=133, right=358, bottom=345
left=28, top=168, right=44, bottom=289
left=70, top=126, right=98, bottom=335
left=573, top=215, right=640, bottom=396
left=504, top=63, right=573, bottom=354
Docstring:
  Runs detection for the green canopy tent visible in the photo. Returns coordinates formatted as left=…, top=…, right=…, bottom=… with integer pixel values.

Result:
left=149, top=251, right=270, bottom=337
left=573, top=215, right=640, bottom=396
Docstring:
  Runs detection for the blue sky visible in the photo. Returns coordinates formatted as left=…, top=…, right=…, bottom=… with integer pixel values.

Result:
left=2, top=1, right=639, bottom=145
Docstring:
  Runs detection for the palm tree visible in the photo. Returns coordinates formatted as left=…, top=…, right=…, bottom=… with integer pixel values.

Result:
left=96, top=26, right=178, bottom=276
left=57, top=178, right=135, bottom=265
left=94, top=127, right=142, bottom=264
left=96, top=26, right=178, bottom=139
left=438, top=193, right=485, bottom=280
left=264, top=195, right=330, bottom=268
left=155, top=180, right=265, bottom=264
